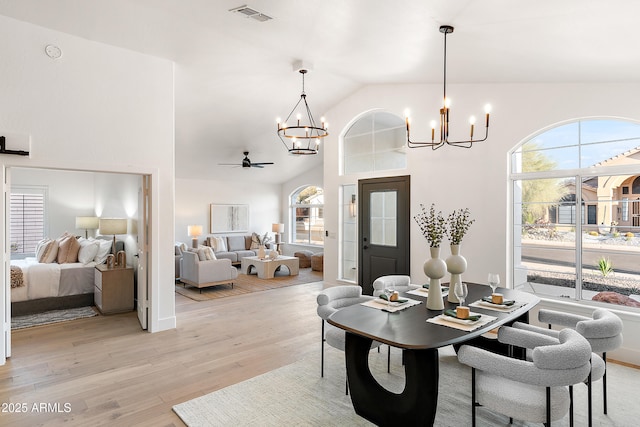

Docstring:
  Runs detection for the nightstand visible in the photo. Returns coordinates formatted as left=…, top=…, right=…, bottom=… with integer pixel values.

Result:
left=94, top=264, right=134, bottom=314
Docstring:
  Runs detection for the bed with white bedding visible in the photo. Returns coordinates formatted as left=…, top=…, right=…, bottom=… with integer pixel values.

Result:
left=11, top=258, right=97, bottom=302
left=10, top=236, right=124, bottom=316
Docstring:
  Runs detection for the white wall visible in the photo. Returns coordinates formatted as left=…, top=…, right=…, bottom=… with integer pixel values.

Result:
left=0, top=14, right=176, bottom=364
left=322, top=82, right=640, bottom=364
left=10, top=168, right=96, bottom=238
left=175, top=178, right=281, bottom=245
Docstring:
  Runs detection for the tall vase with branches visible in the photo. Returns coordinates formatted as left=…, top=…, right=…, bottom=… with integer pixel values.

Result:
left=445, top=208, right=475, bottom=302
left=414, top=204, right=447, bottom=310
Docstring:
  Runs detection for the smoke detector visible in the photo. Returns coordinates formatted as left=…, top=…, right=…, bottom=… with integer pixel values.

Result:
left=229, top=5, right=273, bottom=22
left=45, top=44, right=62, bottom=59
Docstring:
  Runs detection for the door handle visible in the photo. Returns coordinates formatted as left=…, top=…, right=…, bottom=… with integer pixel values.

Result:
left=363, top=245, right=369, bottom=250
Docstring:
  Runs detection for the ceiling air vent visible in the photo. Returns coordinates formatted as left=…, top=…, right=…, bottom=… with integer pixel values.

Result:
left=229, top=5, right=273, bottom=22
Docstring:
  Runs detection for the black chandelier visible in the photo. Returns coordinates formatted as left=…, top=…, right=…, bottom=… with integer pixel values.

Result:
left=406, top=25, right=491, bottom=150
left=277, top=68, right=328, bottom=155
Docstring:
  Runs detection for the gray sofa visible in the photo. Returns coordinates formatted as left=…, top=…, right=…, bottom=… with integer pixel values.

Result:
left=204, top=235, right=271, bottom=265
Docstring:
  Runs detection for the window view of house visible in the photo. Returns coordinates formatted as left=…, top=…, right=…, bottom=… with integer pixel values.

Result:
left=291, top=186, right=324, bottom=245
left=512, top=119, right=640, bottom=309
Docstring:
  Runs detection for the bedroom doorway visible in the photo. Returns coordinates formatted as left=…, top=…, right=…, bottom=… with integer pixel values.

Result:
left=5, top=167, right=150, bottom=357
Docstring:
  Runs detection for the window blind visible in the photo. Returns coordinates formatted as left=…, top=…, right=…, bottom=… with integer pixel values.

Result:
left=10, top=193, right=45, bottom=254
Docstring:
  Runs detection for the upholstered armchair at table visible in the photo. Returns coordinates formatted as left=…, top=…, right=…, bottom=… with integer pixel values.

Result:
left=513, top=308, right=623, bottom=425
left=457, top=327, right=593, bottom=427
left=372, top=275, right=418, bottom=297
left=180, top=250, right=238, bottom=292
left=316, top=285, right=384, bottom=394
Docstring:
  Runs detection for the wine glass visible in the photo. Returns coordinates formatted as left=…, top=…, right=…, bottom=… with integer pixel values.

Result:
left=454, top=281, right=468, bottom=307
left=383, top=283, right=396, bottom=307
left=488, top=273, right=500, bottom=294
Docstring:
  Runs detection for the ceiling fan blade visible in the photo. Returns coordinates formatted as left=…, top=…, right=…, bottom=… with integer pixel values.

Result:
left=252, top=162, right=274, bottom=166
left=252, top=164, right=264, bottom=168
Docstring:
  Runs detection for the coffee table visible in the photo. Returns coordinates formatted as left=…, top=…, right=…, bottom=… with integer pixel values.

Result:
left=240, top=255, right=299, bottom=279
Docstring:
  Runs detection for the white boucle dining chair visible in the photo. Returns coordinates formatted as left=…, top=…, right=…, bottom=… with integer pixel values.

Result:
left=371, top=275, right=419, bottom=296
left=316, top=285, right=382, bottom=394
left=513, top=308, right=623, bottom=426
left=457, top=326, right=592, bottom=427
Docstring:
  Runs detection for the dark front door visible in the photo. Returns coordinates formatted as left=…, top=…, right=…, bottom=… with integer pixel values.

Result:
left=358, top=175, right=410, bottom=295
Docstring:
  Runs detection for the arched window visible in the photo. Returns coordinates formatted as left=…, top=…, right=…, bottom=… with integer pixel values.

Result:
left=290, top=186, right=324, bottom=245
left=511, top=119, right=640, bottom=308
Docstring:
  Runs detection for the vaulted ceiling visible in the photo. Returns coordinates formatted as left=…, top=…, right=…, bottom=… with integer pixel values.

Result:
left=1, top=0, right=639, bottom=183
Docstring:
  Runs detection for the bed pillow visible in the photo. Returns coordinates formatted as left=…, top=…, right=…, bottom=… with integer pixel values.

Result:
left=36, top=238, right=59, bottom=263
left=78, top=239, right=100, bottom=264
left=93, top=239, right=113, bottom=264
left=57, top=233, right=81, bottom=263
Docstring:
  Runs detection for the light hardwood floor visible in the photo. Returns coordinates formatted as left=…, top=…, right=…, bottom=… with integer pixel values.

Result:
left=0, top=281, right=324, bottom=426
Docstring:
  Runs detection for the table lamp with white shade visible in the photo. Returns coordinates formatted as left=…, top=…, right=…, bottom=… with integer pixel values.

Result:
left=99, top=218, right=128, bottom=255
left=188, top=225, right=203, bottom=249
left=76, top=216, right=99, bottom=238
left=272, top=223, right=284, bottom=243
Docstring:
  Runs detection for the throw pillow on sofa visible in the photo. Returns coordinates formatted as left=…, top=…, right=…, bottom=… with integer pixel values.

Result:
left=196, top=246, right=216, bottom=261
left=210, top=236, right=227, bottom=253
left=175, top=242, right=187, bottom=253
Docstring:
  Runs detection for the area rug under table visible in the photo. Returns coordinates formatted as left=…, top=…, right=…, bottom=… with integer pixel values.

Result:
left=11, top=306, right=98, bottom=330
left=173, top=345, right=637, bottom=426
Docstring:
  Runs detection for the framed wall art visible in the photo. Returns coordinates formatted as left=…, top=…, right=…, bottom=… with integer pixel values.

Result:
left=210, top=204, right=249, bottom=233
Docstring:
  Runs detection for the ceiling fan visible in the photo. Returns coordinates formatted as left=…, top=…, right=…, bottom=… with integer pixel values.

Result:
left=219, top=151, right=274, bottom=168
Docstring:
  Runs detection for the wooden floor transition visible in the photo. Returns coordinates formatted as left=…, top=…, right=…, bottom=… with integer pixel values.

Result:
left=0, top=280, right=325, bottom=426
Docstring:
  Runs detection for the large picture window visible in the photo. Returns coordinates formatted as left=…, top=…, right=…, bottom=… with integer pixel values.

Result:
left=291, top=186, right=324, bottom=245
left=511, top=119, right=640, bottom=310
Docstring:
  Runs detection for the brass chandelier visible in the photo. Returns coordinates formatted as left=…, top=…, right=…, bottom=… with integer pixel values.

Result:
left=277, top=67, right=328, bottom=155
left=406, top=25, right=491, bottom=149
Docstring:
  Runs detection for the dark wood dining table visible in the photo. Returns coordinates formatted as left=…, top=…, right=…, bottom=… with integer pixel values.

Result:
left=327, top=282, right=540, bottom=427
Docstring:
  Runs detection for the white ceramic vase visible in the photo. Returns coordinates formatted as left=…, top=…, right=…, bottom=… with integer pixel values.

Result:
left=257, top=245, right=266, bottom=259
left=423, top=246, right=446, bottom=310
left=446, top=244, right=467, bottom=303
